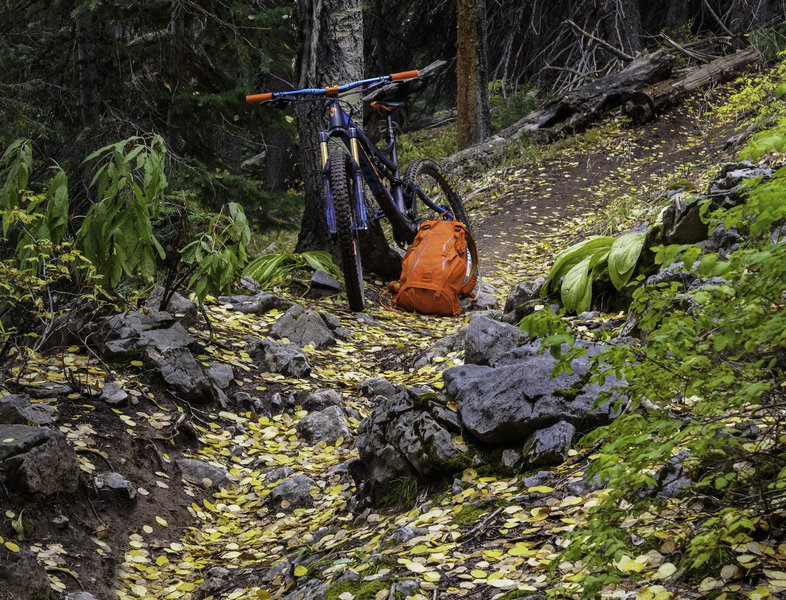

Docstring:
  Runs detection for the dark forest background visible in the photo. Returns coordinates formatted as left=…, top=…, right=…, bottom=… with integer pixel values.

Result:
left=3, top=0, right=785, bottom=237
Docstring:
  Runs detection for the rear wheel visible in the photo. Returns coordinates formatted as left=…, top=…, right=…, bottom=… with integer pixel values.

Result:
left=403, top=158, right=470, bottom=230
left=328, top=149, right=365, bottom=311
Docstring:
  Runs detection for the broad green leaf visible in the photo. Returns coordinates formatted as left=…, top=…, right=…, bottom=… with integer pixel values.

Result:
left=541, top=236, right=614, bottom=295
left=561, top=255, right=592, bottom=313
left=608, top=232, right=645, bottom=290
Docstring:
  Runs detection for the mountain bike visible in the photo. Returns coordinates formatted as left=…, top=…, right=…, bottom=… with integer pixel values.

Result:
left=246, top=69, right=470, bottom=311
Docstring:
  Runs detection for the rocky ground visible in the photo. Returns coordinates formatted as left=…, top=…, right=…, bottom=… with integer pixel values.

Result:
left=1, top=74, right=782, bottom=600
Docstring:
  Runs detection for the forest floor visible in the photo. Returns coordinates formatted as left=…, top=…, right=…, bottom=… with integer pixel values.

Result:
left=0, top=77, right=774, bottom=600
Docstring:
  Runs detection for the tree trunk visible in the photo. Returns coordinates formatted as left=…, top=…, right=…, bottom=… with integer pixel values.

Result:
left=75, top=8, right=100, bottom=133
left=600, top=0, right=644, bottom=57
left=294, top=0, right=401, bottom=276
left=456, top=0, right=492, bottom=150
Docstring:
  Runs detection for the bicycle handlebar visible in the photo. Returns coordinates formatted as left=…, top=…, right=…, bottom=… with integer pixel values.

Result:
left=245, top=70, right=419, bottom=104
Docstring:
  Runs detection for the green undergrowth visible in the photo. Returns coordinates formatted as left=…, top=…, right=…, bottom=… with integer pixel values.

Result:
left=518, top=60, right=786, bottom=596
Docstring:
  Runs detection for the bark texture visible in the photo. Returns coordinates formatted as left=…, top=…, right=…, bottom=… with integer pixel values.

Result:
left=457, top=0, right=492, bottom=150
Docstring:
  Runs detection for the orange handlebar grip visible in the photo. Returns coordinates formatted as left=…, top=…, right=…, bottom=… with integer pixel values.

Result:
left=246, top=92, right=273, bottom=103
left=390, top=70, right=419, bottom=81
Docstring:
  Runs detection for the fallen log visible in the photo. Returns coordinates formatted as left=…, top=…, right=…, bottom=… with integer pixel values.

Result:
left=622, top=47, right=762, bottom=124
left=500, top=49, right=676, bottom=139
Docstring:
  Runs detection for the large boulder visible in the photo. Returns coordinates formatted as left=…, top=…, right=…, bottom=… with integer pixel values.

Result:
left=443, top=341, right=624, bottom=444
left=0, top=425, right=80, bottom=495
left=355, top=388, right=464, bottom=501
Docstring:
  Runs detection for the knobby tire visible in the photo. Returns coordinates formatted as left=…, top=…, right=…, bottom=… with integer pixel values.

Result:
left=328, top=149, right=365, bottom=311
left=403, top=158, right=471, bottom=231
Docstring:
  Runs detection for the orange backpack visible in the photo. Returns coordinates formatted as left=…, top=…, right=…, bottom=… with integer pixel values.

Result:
left=387, top=215, right=478, bottom=316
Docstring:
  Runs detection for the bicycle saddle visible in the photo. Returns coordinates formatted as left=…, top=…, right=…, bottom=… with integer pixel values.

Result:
left=371, top=100, right=405, bottom=114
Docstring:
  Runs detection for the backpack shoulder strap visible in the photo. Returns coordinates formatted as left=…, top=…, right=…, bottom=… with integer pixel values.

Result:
left=461, top=226, right=479, bottom=296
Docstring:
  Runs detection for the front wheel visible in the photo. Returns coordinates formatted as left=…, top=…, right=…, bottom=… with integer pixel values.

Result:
left=328, top=149, right=365, bottom=311
left=403, top=158, right=470, bottom=230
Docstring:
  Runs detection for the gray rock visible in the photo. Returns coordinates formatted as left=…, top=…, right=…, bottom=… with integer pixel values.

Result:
left=523, top=420, right=575, bottom=466
left=414, top=330, right=466, bottom=369
left=522, top=471, right=551, bottom=489
left=138, top=322, right=195, bottom=352
left=244, top=338, right=311, bottom=378
left=318, top=311, right=351, bottom=340
left=23, top=383, right=74, bottom=399
left=145, top=347, right=215, bottom=402
left=661, top=197, right=708, bottom=245
left=356, top=393, right=463, bottom=500
left=384, top=526, right=428, bottom=545
left=311, top=270, right=342, bottom=291
left=176, top=458, right=230, bottom=489
left=206, top=362, right=235, bottom=390
left=504, top=279, right=544, bottom=313
left=282, top=579, right=327, bottom=600
left=271, top=474, right=317, bottom=508
left=0, top=549, right=53, bottom=600
left=102, top=309, right=176, bottom=341
left=444, top=341, right=623, bottom=444
left=0, top=425, right=80, bottom=495
left=359, top=377, right=398, bottom=399
left=296, top=406, right=350, bottom=445
left=146, top=286, right=198, bottom=324
left=99, top=382, right=129, bottom=406
left=390, top=580, right=420, bottom=597
left=468, top=309, right=503, bottom=322
left=464, top=315, right=522, bottom=366
left=300, top=388, right=343, bottom=411
left=0, top=394, right=55, bottom=426
left=354, top=312, right=381, bottom=327
left=472, top=291, right=499, bottom=310
left=219, top=293, right=294, bottom=314
left=270, top=304, right=335, bottom=349
left=94, top=472, right=136, bottom=499
left=699, top=224, right=742, bottom=257
left=263, top=466, right=295, bottom=485
left=502, top=448, right=522, bottom=468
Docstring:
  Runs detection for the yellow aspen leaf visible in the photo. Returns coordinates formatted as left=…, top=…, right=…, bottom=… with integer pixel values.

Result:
left=155, top=516, right=168, bottom=527
left=653, top=562, right=676, bottom=579
left=5, top=541, right=20, bottom=552
left=423, top=571, right=440, bottom=582
left=156, top=555, right=169, bottom=566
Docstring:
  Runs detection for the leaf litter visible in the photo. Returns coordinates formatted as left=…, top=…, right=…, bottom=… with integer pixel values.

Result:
left=3, top=79, right=786, bottom=600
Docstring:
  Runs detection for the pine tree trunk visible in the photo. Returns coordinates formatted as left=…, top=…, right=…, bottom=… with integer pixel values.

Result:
left=75, top=8, right=100, bottom=133
left=456, top=0, right=492, bottom=150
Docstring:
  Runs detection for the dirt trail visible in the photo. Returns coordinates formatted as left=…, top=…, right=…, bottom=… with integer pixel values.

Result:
left=471, top=88, right=738, bottom=292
